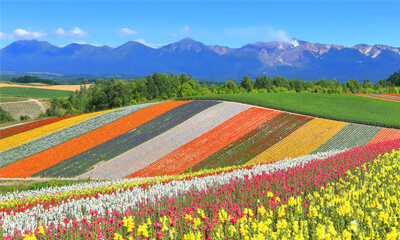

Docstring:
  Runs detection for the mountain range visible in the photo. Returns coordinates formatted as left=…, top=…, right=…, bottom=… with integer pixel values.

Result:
left=1, top=38, right=399, bottom=82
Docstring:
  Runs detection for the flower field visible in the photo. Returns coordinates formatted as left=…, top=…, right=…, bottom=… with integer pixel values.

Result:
left=0, top=100, right=399, bottom=179
left=0, top=137, right=399, bottom=239
left=1, top=99, right=400, bottom=239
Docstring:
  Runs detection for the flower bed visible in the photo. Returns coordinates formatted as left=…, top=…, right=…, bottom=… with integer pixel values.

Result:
left=1, top=138, right=399, bottom=239
left=191, top=113, right=313, bottom=171
left=248, top=118, right=347, bottom=165
left=311, top=123, right=381, bottom=154
left=127, top=107, right=281, bottom=178
left=0, top=111, right=105, bottom=153
left=34, top=101, right=220, bottom=177
left=0, top=103, right=155, bottom=167
left=367, top=127, right=400, bottom=145
left=0, top=115, right=78, bottom=140
left=0, top=101, right=189, bottom=178
left=78, top=102, right=250, bottom=179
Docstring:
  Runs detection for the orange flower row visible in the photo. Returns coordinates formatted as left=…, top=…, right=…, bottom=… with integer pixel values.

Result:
left=127, top=107, right=281, bottom=178
left=367, top=128, right=400, bottom=145
left=0, top=101, right=191, bottom=178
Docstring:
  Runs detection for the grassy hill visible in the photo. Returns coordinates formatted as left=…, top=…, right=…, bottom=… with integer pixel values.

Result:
left=182, top=93, right=400, bottom=128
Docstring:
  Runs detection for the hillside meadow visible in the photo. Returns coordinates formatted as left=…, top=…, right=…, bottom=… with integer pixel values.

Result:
left=182, top=93, right=400, bottom=128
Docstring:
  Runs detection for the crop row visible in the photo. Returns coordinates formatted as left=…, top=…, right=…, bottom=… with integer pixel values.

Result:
left=0, top=111, right=106, bottom=152
left=1, top=138, right=399, bottom=238
left=311, top=123, right=381, bottom=154
left=354, top=93, right=400, bottom=102
left=0, top=101, right=188, bottom=178
left=0, top=115, right=78, bottom=140
left=0, top=103, right=157, bottom=169
left=128, top=107, right=281, bottom=178
left=367, top=128, right=400, bottom=145
left=33, top=101, right=220, bottom=178
left=79, top=102, right=250, bottom=179
left=248, top=118, right=347, bottom=165
left=191, top=113, right=313, bottom=171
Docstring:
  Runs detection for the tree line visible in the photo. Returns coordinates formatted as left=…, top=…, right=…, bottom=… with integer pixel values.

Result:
left=10, top=75, right=61, bottom=85
left=37, top=70, right=400, bottom=117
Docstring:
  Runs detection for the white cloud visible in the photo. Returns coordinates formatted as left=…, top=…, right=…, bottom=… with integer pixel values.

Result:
left=172, top=26, right=191, bottom=37
left=71, top=27, right=88, bottom=37
left=54, top=27, right=88, bottom=38
left=12, top=28, right=47, bottom=39
left=267, top=26, right=299, bottom=47
left=135, top=39, right=167, bottom=49
left=0, top=32, right=12, bottom=39
left=181, top=26, right=190, bottom=34
left=119, top=28, right=137, bottom=36
left=55, top=28, right=67, bottom=36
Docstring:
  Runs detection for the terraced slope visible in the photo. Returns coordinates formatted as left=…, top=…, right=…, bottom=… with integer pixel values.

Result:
left=1, top=100, right=399, bottom=179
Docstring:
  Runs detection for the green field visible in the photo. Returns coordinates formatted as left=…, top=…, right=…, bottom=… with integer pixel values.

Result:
left=183, top=93, right=400, bottom=128
left=0, top=87, right=71, bottom=99
left=0, top=95, right=28, bottom=103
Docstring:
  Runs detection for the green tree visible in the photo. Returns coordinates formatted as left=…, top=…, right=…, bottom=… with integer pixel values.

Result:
left=0, top=107, right=16, bottom=124
left=240, top=75, right=254, bottom=92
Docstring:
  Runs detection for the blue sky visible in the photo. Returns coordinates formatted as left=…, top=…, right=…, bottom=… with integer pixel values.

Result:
left=1, top=1, right=399, bottom=49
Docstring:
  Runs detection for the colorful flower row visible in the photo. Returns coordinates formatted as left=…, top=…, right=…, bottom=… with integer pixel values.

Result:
left=128, top=107, right=281, bottom=178
left=311, top=123, right=381, bottom=154
left=0, top=103, right=157, bottom=169
left=0, top=148, right=348, bottom=235
left=191, top=113, right=313, bottom=172
left=1, top=137, right=399, bottom=236
left=0, top=111, right=106, bottom=153
left=0, top=101, right=189, bottom=178
left=2, top=140, right=399, bottom=239
left=78, top=102, right=250, bottom=179
left=33, top=101, right=220, bottom=178
left=248, top=118, right=347, bottom=165
left=0, top=115, right=78, bottom=140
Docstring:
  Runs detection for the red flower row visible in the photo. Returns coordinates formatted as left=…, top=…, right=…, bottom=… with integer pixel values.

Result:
left=0, top=115, right=79, bottom=140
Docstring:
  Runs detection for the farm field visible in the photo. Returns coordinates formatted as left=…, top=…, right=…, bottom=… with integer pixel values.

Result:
left=184, top=93, right=400, bottom=128
left=0, top=87, right=71, bottom=99
left=0, top=99, right=47, bottom=120
left=0, top=83, right=87, bottom=91
left=0, top=99, right=399, bottom=239
left=353, top=93, right=400, bottom=102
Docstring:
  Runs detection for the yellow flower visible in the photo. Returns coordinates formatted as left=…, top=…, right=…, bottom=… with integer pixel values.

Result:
left=343, top=230, right=352, bottom=240
left=37, top=226, right=44, bottom=234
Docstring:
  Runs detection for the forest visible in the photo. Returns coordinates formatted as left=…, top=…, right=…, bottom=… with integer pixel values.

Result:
left=33, top=70, right=400, bottom=117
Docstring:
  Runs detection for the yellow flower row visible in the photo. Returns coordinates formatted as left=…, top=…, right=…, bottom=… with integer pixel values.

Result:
left=248, top=118, right=347, bottom=165
left=0, top=109, right=112, bottom=152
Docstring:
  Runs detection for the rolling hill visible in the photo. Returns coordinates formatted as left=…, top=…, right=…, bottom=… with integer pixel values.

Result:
left=0, top=100, right=399, bottom=179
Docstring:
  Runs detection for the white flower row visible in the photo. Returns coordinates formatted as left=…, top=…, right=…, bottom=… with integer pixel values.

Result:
left=1, top=149, right=346, bottom=235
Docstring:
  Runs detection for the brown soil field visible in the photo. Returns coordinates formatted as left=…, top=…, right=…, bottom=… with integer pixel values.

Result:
left=0, top=83, right=91, bottom=91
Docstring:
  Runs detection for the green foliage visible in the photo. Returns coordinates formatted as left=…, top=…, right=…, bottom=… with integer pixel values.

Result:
left=10, top=75, right=61, bottom=85
left=183, top=93, right=400, bottom=129
left=19, top=115, right=30, bottom=121
left=0, top=107, right=16, bottom=124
